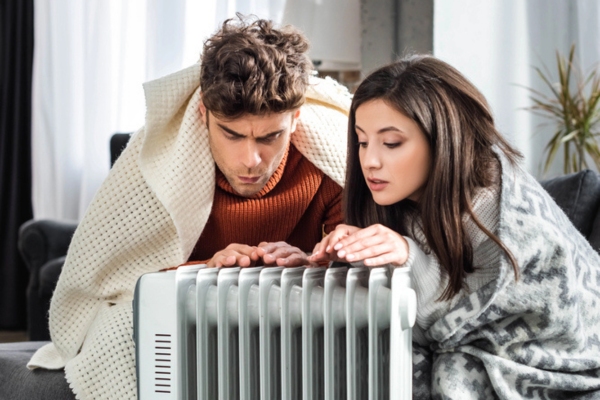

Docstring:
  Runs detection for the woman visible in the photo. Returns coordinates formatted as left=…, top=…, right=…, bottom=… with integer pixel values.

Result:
left=309, top=55, right=600, bottom=399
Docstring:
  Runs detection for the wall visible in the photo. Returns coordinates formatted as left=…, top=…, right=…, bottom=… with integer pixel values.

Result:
left=320, top=0, right=433, bottom=91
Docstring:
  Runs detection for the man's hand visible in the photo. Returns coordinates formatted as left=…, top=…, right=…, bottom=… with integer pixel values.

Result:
left=254, top=241, right=310, bottom=267
left=207, top=243, right=260, bottom=268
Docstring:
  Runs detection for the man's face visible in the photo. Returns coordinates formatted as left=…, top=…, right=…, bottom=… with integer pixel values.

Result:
left=200, top=101, right=301, bottom=197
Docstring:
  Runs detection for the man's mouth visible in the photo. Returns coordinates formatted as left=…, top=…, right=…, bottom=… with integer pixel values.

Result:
left=239, top=176, right=261, bottom=184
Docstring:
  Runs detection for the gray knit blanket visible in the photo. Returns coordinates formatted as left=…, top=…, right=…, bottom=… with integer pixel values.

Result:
left=412, top=157, right=600, bottom=399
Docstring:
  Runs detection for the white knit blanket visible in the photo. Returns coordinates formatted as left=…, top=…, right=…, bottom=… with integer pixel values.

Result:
left=27, top=64, right=351, bottom=399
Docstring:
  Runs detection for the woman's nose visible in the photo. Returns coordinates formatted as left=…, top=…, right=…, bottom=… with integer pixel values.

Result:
left=361, top=146, right=381, bottom=169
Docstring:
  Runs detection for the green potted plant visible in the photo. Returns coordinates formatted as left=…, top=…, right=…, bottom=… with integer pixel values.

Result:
left=525, top=44, right=600, bottom=174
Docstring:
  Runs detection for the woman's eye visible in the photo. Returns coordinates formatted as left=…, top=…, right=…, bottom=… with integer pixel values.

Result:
left=357, top=141, right=367, bottom=148
left=384, top=142, right=401, bottom=149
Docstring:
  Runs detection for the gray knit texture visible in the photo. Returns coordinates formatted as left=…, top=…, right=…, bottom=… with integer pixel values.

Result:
left=412, top=154, right=600, bottom=399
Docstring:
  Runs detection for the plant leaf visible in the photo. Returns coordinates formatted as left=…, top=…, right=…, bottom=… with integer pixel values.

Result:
left=560, top=129, right=580, bottom=143
left=525, top=44, right=600, bottom=173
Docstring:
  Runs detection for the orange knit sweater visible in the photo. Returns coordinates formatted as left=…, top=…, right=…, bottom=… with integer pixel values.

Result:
left=189, top=144, right=343, bottom=261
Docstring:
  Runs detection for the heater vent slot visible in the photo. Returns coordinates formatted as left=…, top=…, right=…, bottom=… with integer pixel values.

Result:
left=154, top=333, right=172, bottom=394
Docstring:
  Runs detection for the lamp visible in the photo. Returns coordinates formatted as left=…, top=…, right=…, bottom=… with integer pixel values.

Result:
left=282, top=0, right=361, bottom=71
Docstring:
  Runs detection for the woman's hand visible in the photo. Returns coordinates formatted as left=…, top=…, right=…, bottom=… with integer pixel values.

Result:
left=309, top=224, right=410, bottom=267
left=308, top=224, right=361, bottom=264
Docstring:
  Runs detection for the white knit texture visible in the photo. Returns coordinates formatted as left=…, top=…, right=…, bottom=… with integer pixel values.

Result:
left=27, top=63, right=350, bottom=400
left=404, top=185, right=502, bottom=339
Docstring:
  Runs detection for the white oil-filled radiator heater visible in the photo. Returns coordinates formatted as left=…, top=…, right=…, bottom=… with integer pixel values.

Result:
left=133, top=264, right=416, bottom=399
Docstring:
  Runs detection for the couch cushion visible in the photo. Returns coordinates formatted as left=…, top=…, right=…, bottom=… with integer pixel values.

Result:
left=39, top=256, right=66, bottom=297
left=587, top=210, right=600, bottom=253
left=0, top=341, right=74, bottom=400
left=540, top=170, right=600, bottom=239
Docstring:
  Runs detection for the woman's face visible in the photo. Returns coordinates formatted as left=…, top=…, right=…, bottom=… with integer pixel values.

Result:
left=355, top=99, right=432, bottom=205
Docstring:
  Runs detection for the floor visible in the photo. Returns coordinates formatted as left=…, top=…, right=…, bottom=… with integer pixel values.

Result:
left=0, top=330, right=28, bottom=343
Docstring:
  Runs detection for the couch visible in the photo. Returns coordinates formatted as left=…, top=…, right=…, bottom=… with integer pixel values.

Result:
left=2, top=168, right=600, bottom=399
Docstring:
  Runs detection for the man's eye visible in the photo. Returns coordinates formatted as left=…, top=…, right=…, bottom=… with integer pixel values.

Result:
left=258, top=135, right=278, bottom=144
left=225, top=133, right=242, bottom=141
left=384, top=142, right=401, bottom=149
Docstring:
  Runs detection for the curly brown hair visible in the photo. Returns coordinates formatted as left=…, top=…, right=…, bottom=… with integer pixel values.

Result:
left=200, top=15, right=312, bottom=119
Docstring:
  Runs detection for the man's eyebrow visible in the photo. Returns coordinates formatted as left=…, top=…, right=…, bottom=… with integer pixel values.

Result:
left=217, top=123, right=285, bottom=139
left=257, top=129, right=285, bottom=140
left=217, top=123, right=245, bottom=138
left=355, top=125, right=402, bottom=134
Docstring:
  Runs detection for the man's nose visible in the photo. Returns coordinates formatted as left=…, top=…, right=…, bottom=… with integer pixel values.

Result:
left=241, top=142, right=261, bottom=169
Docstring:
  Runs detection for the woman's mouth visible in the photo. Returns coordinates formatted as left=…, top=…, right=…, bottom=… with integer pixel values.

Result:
left=367, top=178, right=388, bottom=191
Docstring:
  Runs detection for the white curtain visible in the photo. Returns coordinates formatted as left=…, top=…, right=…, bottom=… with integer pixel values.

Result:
left=434, top=0, right=600, bottom=178
left=32, top=0, right=286, bottom=220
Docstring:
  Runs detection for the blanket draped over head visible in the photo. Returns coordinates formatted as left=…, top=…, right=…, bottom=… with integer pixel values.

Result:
left=412, top=154, right=600, bottom=399
left=27, top=63, right=351, bottom=399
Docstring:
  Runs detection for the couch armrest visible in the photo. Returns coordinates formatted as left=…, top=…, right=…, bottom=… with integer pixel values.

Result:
left=540, top=170, right=600, bottom=238
left=17, top=219, right=78, bottom=340
left=17, top=219, right=77, bottom=273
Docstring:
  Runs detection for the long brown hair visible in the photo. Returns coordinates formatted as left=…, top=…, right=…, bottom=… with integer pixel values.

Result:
left=345, top=55, right=521, bottom=300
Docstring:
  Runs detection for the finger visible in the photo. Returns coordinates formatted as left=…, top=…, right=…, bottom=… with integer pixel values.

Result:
left=255, top=243, right=278, bottom=259
left=256, top=241, right=285, bottom=254
left=226, top=243, right=259, bottom=256
left=238, top=255, right=253, bottom=268
left=218, top=255, right=239, bottom=268
left=263, top=253, right=277, bottom=264
left=310, top=238, right=330, bottom=259
left=363, top=251, right=408, bottom=267
left=211, top=255, right=226, bottom=268
left=254, top=247, right=265, bottom=258
left=248, top=246, right=260, bottom=260
left=343, top=243, right=404, bottom=265
left=307, top=249, right=332, bottom=263
left=325, top=230, right=351, bottom=253
left=309, top=248, right=344, bottom=264
left=263, top=245, right=302, bottom=261
left=276, top=252, right=308, bottom=267
left=333, top=224, right=395, bottom=253
left=336, top=234, right=389, bottom=259
left=249, top=248, right=261, bottom=261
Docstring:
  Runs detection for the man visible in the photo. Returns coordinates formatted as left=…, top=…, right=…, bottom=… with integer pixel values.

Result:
left=189, top=16, right=345, bottom=269
left=26, top=16, right=350, bottom=399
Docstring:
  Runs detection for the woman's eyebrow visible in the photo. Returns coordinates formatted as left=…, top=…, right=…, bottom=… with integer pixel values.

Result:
left=355, top=124, right=402, bottom=134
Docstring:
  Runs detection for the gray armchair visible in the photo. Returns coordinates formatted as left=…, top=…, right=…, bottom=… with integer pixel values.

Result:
left=540, top=169, right=600, bottom=252
left=18, top=220, right=76, bottom=340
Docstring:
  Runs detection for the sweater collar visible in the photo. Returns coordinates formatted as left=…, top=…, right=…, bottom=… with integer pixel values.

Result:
left=216, top=143, right=291, bottom=199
